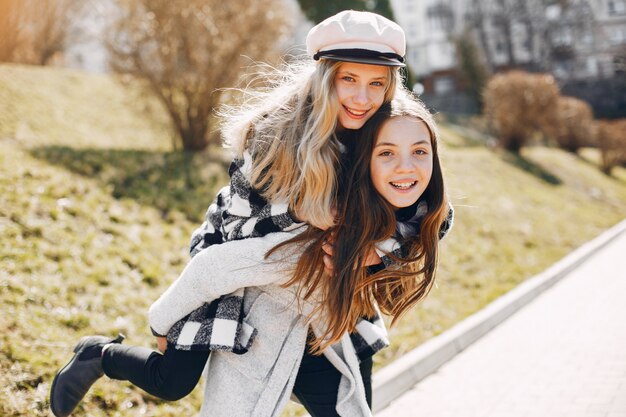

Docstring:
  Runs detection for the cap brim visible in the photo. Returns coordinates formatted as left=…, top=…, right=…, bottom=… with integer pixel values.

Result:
left=319, top=55, right=405, bottom=67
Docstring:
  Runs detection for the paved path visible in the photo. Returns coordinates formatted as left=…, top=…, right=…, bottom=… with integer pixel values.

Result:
left=377, top=231, right=626, bottom=417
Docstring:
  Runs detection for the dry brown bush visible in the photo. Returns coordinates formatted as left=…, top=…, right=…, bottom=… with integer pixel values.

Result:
left=0, top=0, right=25, bottom=62
left=0, top=0, right=81, bottom=65
left=483, top=70, right=560, bottom=153
left=595, top=119, right=626, bottom=175
left=550, top=96, right=594, bottom=153
left=107, top=0, right=295, bottom=151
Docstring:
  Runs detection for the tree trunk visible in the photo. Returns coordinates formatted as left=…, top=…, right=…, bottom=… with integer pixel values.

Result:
left=505, top=134, right=524, bottom=153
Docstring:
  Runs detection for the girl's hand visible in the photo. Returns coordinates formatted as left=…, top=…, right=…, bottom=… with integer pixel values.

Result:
left=322, top=231, right=336, bottom=274
left=156, top=336, right=168, bottom=353
left=322, top=236, right=381, bottom=274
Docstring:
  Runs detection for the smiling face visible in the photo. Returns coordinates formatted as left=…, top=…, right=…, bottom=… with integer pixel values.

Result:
left=333, top=62, right=389, bottom=130
left=370, top=116, right=433, bottom=209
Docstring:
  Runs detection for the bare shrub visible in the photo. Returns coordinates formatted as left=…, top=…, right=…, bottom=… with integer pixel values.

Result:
left=0, top=0, right=25, bottom=62
left=595, top=119, right=626, bottom=175
left=483, top=70, right=560, bottom=153
left=0, top=0, right=82, bottom=65
left=107, top=0, right=295, bottom=151
left=550, top=96, right=594, bottom=153
left=22, top=0, right=82, bottom=65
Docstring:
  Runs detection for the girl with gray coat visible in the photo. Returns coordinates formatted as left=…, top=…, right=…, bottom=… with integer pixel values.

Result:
left=50, top=10, right=453, bottom=417
left=147, top=97, right=451, bottom=417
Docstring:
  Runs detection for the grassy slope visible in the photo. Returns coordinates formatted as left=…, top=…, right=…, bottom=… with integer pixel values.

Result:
left=1, top=64, right=625, bottom=416
left=0, top=64, right=173, bottom=151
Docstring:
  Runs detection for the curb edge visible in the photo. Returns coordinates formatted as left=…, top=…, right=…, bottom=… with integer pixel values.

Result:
left=372, top=218, right=626, bottom=413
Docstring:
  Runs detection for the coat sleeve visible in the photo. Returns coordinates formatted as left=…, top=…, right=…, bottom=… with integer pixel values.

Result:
left=149, top=230, right=302, bottom=336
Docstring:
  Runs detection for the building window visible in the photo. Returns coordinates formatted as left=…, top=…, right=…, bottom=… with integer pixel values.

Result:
left=599, top=60, right=614, bottom=77
left=512, top=21, right=530, bottom=54
left=553, top=27, right=573, bottom=46
left=581, top=29, right=593, bottom=45
left=614, top=55, right=625, bottom=74
left=608, top=0, right=626, bottom=15
left=427, top=3, right=454, bottom=32
left=411, top=49, right=420, bottom=64
left=493, top=28, right=506, bottom=54
left=586, top=57, right=598, bottom=77
left=606, top=27, right=623, bottom=44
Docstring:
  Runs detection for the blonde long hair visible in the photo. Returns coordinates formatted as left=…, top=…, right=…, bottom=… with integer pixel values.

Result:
left=270, top=95, right=450, bottom=353
left=220, top=58, right=403, bottom=229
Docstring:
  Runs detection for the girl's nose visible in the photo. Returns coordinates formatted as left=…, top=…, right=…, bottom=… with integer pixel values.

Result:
left=395, top=155, right=416, bottom=172
left=352, top=85, right=369, bottom=105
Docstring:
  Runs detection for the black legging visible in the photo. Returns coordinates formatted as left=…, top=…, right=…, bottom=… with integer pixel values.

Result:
left=293, top=345, right=373, bottom=416
left=102, top=344, right=208, bottom=401
left=101, top=342, right=373, bottom=415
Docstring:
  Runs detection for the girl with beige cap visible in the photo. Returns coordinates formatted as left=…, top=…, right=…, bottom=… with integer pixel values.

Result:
left=50, top=10, right=453, bottom=417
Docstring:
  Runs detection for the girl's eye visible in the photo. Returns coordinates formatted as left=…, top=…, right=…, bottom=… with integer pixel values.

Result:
left=342, top=76, right=355, bottom=82
left=371, top=81, right=384, bottom=87
left=414, top=149, right=427, bottom=155
left=379, top=151, right=393, bottom=156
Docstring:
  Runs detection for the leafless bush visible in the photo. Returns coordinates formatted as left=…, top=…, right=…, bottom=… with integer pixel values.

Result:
left=106, top=0, right=295, bottom=151
left=483, top=70, right=560, bottom=153
left=550, top=96, right=594, bottom=153
left=0, top=0, right=81, bottom=65
left=0, top=0, right=26, bottom=62
left=595, top=119, right=626, bottom=175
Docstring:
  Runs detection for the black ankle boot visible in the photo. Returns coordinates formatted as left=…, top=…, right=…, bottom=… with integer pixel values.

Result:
left=50, top=334, right=125, bottom=417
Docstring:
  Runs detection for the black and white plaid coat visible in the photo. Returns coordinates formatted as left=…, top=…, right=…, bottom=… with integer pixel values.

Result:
left=165, top=150, right=454, bottom=359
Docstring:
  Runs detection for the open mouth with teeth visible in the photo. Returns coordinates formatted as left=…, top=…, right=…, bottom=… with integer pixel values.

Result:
left=344, top=106, right=370, bottom=118
left=391, top=181, right=417, bottom=190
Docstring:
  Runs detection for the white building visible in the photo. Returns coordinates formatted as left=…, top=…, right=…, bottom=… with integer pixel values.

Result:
left=389, top=0, right=626, bottom=100
left=390, top=0, right=466, bottom=95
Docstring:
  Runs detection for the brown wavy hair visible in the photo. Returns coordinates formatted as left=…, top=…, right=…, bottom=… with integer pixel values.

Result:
left=269, top=95, right=450, bottom=353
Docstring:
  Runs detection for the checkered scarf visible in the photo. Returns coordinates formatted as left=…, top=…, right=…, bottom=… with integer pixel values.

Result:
left=169, top=151, right=453, bottom=359
left=165, top=288, right=256, bottom=353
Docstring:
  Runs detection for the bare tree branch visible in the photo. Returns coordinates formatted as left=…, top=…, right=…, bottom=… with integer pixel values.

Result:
left=5, top=0, right=84, bottom=65
left=106, top=0, right=295, bottom=151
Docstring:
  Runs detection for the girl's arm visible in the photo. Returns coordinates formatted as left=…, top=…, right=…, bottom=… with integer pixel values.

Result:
left=148, top=230, right=302, bottom=336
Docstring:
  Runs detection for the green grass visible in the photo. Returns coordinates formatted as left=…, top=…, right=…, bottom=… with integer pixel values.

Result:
left=1, top=63, right=625, bottom=416
left=0, top=63, right=175, bottom=151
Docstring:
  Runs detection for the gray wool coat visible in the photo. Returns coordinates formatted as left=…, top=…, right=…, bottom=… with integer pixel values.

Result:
left=198, top=285, right=372, bottom=417
left=149, top=230, right=374, bottom=417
